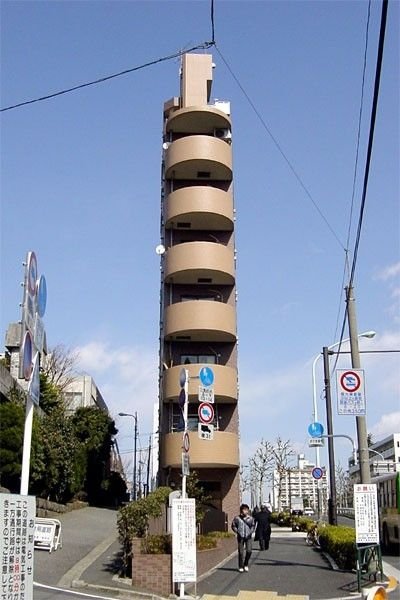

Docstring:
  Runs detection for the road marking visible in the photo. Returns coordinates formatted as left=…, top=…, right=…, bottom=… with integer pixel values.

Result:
left=57, top=533, right=117, bottom=588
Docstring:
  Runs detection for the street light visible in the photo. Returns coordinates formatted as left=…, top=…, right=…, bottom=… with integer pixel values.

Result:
left=311, top=330, right=376, bottom=423
left=311, top=330, right=375, bottom=524
left=119, top=412, right=138, bottom=502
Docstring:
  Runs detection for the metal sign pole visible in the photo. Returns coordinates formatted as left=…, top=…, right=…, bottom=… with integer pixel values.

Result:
left=20, top=395, right=34, bottom=495
left=180, top=368, right=189, bottom=599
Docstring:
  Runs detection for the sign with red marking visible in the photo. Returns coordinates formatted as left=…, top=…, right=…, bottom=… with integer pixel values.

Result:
left=198, top=402, right=214, bottom=424
left=336, top=368, right=366, bottom=415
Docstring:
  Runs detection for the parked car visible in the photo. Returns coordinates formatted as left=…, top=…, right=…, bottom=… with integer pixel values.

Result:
left=304, top=507, right=314, bottom=516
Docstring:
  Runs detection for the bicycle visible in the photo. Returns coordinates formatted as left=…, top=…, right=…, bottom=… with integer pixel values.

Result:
left=305, top=523, right=321, bottom=547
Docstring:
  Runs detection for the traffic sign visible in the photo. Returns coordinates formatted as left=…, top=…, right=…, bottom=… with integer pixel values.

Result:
left=199, top=366, right=214, bottom=387
left=198, top=385, right=214, bottom=404
left=181, top=453, right=190, bottom=476
left=178, top=388, right=186, bottom=408
left=308, top=422, right=324, bottom=438
left=179, top=368, right=188, bottom=387
left=339, top=370, right=362, bottom=393
left=198, top=423, right=214, bottom=440
left=312, top=467, right=324, bottom=480
left=308, top=438, right=324, bottom=447
left=198, top=402, right=214, bottom=424
left=336, top=368, right=366, bottom=415
left=182, top=432, right=190, bottom=453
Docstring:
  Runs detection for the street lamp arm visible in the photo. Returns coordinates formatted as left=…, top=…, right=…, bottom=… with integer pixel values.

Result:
left=320, top=434, right=357, bottom=464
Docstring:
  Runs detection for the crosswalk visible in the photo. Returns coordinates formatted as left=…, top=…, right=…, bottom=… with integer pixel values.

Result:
left=202, top=591, right=308, bottom=600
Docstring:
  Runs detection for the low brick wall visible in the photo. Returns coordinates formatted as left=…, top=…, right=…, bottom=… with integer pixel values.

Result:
left=132, top=536, right=236, bottom=596
left=131, top=538, right=172, bottom=596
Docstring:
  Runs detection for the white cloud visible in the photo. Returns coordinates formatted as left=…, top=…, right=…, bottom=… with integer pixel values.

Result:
left=375, top=262, right=400, bottom=281
left=74, top=341, right=158, bottom=453
left=370, top=412, right=400, bottom=438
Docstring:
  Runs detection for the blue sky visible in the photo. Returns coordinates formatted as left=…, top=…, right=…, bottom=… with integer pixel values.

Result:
left=1, top=1, right=399, bottom=480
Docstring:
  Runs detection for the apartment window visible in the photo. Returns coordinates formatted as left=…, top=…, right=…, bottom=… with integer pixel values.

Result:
left=181, top=295, right=217, bottom=302
left=172, top=404, right=216, bottom=432
left=181, top=354, right=216, bottom=365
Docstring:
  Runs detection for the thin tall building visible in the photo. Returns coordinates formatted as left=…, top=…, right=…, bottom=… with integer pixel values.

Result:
left=157, top=53, right=240, bottom=528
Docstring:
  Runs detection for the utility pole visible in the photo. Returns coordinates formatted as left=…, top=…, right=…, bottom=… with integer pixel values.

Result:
left=133, top=411, right=138, bottom=501
left=346, top=285, right=370, bottom=484
left=323, top=346, right=337, bottom=525
left=146, top=435, right=151, bottom=496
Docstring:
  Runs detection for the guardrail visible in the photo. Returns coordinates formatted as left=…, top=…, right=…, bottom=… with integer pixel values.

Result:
left=337, top=507, right=355, bottom=518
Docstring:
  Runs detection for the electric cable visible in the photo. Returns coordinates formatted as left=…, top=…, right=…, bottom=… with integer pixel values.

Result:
left=215, top=44, right=345, bottom=251
left=1, top=41, right=214, bottom=112
left=331, top=0, right=389, bottom=375
left=332, top=0, right=372, bottom=344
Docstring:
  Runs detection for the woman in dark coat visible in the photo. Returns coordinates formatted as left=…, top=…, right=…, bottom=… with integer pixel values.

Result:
left=254, top=503, right=272, bottom=550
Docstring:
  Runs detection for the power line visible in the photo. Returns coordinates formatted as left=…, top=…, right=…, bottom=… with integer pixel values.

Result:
left=332, top=0, right=389, bottom=373
left=215, top=45, right=345, bottom=251
left=333, top=0, right=372, bottom=343
left=1, top=41, right=214, bottom=112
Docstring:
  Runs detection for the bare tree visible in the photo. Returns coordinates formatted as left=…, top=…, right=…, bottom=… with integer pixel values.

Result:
left=42, top=344, right=79, bottom=391
left=271, top=437, right=295, bottom=512
left=336, top=464, right=353, bottom=508
left=249, top=439, right=275, bottom=507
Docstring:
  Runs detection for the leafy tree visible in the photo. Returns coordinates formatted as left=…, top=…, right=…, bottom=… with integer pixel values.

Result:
left=71, top=406, right=118, bottom=505
left=0, top=401, right=25, bottom=490
left=186, top=470, right=212, bottom=524
left=30, top=404, right=79, bottom=502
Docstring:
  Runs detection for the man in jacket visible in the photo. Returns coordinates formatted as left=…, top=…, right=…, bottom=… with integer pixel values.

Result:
left=231, top=503, right=255, bottom=572
left=254, top=503, right=272, bottom=550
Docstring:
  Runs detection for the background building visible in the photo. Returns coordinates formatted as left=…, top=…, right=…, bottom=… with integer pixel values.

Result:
left=348, top=433, right=399, bottom=481
left=272, top=454, right=328, bottom=512
left=157, top=53, right=240, bottom=528
left=62, top=374, right=108, bottom=414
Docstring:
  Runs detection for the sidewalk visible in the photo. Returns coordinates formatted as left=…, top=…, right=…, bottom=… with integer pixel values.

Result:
left=33, top=510, right=399, bottom=600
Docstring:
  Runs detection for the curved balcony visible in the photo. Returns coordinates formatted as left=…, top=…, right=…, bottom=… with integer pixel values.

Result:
left=164, top=301, right=236, bottom=342
left=162, top=431, right=239, bottom=468
left=166, top=105, right=231, bottom=135
left=163, top=364, right=238, bottom=403
left=165, top=136, right=232, bottom=181
left=165, top=242, right=234, bottom=285
left=165, top=187, right=234, bottom=231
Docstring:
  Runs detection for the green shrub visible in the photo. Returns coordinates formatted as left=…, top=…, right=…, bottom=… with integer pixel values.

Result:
left=208, top=530, right=234, bottom=539
left=196, top=534, right=218, bottom=551
left=141, top=534, right=172, bottom=554
left=318, top=525, right=356, bottom=570
left=117, top=486, right=172, bottom=573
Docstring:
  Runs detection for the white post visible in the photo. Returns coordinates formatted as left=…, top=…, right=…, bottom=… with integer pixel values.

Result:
left=20, top=395, right=34, bottom=495
left=179, top=368, right=189, bottom=599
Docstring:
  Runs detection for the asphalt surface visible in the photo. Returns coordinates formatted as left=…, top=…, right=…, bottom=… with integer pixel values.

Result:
left=32, top=507, right=399, bottom=600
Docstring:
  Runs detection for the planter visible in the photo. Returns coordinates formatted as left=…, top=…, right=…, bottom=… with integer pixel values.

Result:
left=131, top=535, right=236, bottom=596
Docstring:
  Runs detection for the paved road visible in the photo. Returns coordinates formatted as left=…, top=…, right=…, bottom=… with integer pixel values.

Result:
left=194, top=528, right=391, bottom=600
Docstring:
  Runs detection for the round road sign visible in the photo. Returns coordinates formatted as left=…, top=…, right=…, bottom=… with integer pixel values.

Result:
left=308, top=422, right=324, bottom=438
left=340, top=370, right=361, bottom=393
left=36, top=275, right=47, bottom=317
left=27, top=252, right=38, bottom=296
left=182, top=432, right=190, bottom=453
left=198, top=402, right=214, bottom=424
left=199, top=366, right=214, bottom=387
left=22, top=331, right=33, bottom=381
left=312, top=467, right=324, bottom=480
left=179, top=368, right=187, bottom=387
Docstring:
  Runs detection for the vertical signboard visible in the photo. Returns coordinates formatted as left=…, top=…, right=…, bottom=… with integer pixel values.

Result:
left=354, top=484, right=379, bottom=544
left=336, top=369, right=366, bottom=415
left=0, top=494, right=35, bottom=600
left=172, top=498, right=196, bottom=583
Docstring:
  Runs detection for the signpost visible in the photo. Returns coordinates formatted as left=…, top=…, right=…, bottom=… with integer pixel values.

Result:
left=308, top=438, right=324, bottom=447
left=0, top=494, right=36, bottom=600
left=172, top=498, right=197, bottom=586
left=20, top=252, right=47, bottom=496
left=336, top=368, right=366, bottom=415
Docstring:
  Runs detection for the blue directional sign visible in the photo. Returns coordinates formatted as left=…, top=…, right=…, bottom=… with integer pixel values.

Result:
left=308, top=421, right=324, bottom=438
left=199, top=366, right=214, bottom=387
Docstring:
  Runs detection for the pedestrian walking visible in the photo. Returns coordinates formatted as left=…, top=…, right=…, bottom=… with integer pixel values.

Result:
left=231, top=503, right=255, bottom=572
left=254, top=503, right=272, bottom=550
